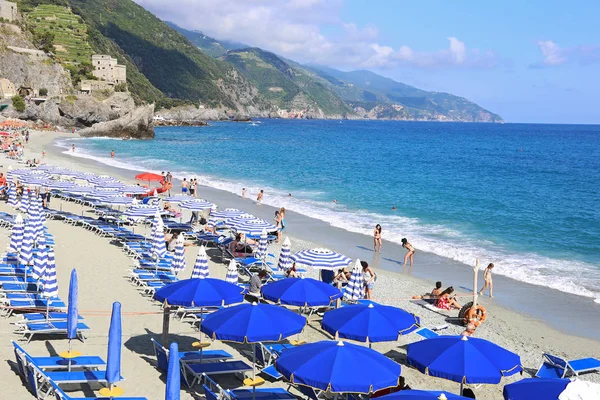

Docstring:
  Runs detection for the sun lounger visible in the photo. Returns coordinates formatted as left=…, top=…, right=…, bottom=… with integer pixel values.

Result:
left=204, top=375, right=296, bottom=400
left=0, top=282, right=39, bottom=292
left=15, top=312, right=84, bottom=325
left=2, top=299, right=67, bottom=317
left=183, top=361, right=252, bottom=387
left=51, top=382, right=148, bottom=400
left=13, top=341, right=104, bottom=371
left=17, top=321, right=90, bottom=343
left=536, top=353, right=600, bottom=378
left=415, top=325, right=449, bottom=339
left=151, top=338, right=233, bottom=366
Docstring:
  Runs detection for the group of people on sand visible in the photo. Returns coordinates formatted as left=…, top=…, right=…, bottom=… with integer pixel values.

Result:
left=332, top=260, right=376, bottom=299
left=181, top=178, right=198, bottom=197
left=373, top=225, right=415, bottom=267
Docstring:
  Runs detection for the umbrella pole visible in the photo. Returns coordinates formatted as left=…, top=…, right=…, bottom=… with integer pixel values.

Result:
left=162, top=305, right=170, bottom=346
left=68, top=339, right=72, bottom=372
left=252, top=345, right=256, bottom=400
left=473, top=259, right=479, bottom=308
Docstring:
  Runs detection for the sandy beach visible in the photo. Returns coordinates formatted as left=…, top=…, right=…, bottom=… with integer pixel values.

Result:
left=0, top=128, right=599, bottom=400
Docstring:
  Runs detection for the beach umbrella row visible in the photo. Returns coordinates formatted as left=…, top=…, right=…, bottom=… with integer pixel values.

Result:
left=261, top=278, right=342, bottom=307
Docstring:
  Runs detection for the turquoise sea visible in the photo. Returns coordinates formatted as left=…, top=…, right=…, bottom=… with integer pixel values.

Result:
left=57, top=120, right=600, bottom=300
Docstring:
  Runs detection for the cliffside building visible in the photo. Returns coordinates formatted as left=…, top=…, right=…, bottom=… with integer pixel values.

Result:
left=0, top=0, right=17, bottom=22
left=92, top=55, right=126, bottom=84
left=0, top=78, right=16, bottom=99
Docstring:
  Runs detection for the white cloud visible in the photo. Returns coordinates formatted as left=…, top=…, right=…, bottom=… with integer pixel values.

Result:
left=134, top=0, right=498, bottom=69
left=533, top=40, right=600, bottom=68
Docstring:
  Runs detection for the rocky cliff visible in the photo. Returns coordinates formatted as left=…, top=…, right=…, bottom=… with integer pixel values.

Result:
left=78, top=104, right=154, bottom=139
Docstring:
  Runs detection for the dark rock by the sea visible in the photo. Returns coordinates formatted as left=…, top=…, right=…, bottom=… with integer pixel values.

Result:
left=78, top=104, right=154, bottom=139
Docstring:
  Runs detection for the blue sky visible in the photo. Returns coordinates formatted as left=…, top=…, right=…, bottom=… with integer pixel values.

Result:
left=136, top=0, right=600, bottom=124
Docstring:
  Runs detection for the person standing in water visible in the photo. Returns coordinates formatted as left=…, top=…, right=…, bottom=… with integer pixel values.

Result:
left=257, top=189, right=264, bottom=205
left=242, top=188, right=246, bottom=198
left=373, top=224, right=382, bottom=253
left=401, top=238, right=415, bottom=268
left=71, top=144, right=75, bottom=152
left=111, top=149, right=115, bottom=158
left=479, top=263, right=494, bottom=298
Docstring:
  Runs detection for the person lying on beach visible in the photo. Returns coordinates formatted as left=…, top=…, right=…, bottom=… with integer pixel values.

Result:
left=229, top=234, right=254, bottom=257
left=461, top=322, right=477, bottom=337
left=412, top=281, right=443, bottom=303
left=163, top=202, right=176, bottom=214
left=435, top=287, right=461, bottom=310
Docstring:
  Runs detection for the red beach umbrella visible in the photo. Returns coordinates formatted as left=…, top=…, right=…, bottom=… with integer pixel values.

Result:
left=135, top=172, right=164, bottom=182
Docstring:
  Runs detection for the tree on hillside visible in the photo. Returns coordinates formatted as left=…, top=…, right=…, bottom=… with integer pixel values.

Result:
left=32, top=31, right=55, bottom=54
left=12, top=95, right=26, bottom=112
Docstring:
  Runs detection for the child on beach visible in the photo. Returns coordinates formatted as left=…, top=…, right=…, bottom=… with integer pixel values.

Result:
left=401, top=238, right=415, bottom=268
left=374, top=224, right=382, bottom=252
left=479, top=263, right=494, bottom=298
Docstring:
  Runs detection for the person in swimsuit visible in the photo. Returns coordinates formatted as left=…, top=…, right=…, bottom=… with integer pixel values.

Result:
left=275, top=207, right=286, bottom=243
left=361, top=261, right=375, bottom=299
left=401, top=238, right=415, bottom=268
left=374, top=224, right=382, bottom=253
left=181, top=178, right=189, bottom=194
left=257, top=189, right=264, bottom=205
left=412, top=281, right=442, bottom=303
left=479, top=263, right=494, bottom=298
left=435, top=287, right=461, bottom=310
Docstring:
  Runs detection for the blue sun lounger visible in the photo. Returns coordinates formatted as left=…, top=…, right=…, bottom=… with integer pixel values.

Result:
left=2, top=298, right=67, bottom=317
left=51, top=382, right=148, bottom=400
left=536, top=353, right=600, bottom=378
left=151, top=338, right=233, bottom=365
left=16, top=312, right=84, bottom=325
left=13, top=341, right=104, bottom=371
left=18, top=321, right=90, bottom=343
left=0, top=282, right=39, bottom=292
left=204, top=374, right=296, bottom=400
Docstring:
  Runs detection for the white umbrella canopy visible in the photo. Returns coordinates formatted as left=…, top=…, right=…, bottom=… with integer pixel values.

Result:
left=191, top=245, right=210, bottom=279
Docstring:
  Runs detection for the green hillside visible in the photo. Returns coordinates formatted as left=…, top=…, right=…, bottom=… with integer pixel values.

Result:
left=165, top=21, right=244, bottom=58
left=307, top=66, right=503, bottom=122
left=221, top=48, right=351, bottom=116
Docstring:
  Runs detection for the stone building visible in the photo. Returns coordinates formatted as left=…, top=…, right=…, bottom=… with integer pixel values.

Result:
left=92, top=54, right=126, bottom=84
left=80, top=79, right=111, bottom=93
left=0, top=78, right=16, bottom=99
left=0, top=0, right=17, bottom=22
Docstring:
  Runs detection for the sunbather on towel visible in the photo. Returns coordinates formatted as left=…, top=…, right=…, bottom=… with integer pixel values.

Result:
left=412, top=281, right=442, bottom=303
left=435, top=287, right=461, bottom=310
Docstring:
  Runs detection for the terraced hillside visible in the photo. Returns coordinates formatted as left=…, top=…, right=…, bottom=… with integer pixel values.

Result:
left=26, top=4, right=93, bottom=65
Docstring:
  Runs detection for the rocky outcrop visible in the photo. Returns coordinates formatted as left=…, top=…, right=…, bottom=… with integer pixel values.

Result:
left=78, top=104, right=154, bottom=139
left=58, top=92, right=135, bottom=127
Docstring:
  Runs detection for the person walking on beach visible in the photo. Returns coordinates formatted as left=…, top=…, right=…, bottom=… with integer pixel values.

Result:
left=181, top=178, right=189, bottom=194
left=257, top=189, right=264, bottom=205
left=242, top=188, right=246, bottom=198
left=401, top=238, right=415, bottom=268
left=189, top=178, right=196, bottom=197
left=374, top=224, right=382, bottom=253
left=479, top=263, right=494, bottom=298
left=166, top=171, right=172, bottom=183
left=361, top=261, right=376, bottom=299
left=275, top=207, right=286, bottom=243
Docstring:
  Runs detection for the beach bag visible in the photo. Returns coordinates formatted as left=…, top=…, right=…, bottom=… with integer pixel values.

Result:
left=199, top=217, right=207, bottom=225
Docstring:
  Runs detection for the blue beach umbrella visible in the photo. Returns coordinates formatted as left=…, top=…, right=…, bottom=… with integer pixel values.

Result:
left=165, top=194, right=191, bottom=203
left=210, top=208, right=246, bottom=219
left=231, top=218, right=278, bottom=236
left=44, top=181, right=76, bottom=191
left=103, top=302, right=123, bottom=396
left=171, top=234, right=186, bottom=274
left=225, top=259, right=238, bottom=285
left=9, top=214, right=24, bottom=254
left=292, top=248, right=352, bottom=270
left=277, top=237, right=291, bottom=272
left=41, top=247, right=58, bottom=318
left=255, top=229, right=268, bottom=260
left=503, top=378, right=570, bottom=400
left=99, top=196, right=133, bottom=207
left=166, top=342, right=181, bottom=400
left=407, top=336, right=522, bottom=393
left=67, top=269, right=79, bottom=341
left=261, top=278, right=342, bottom=307
left=19, top=190, right=30, bottom=213
left=202, top=302, right=306, bottom=391
left=191, top=246, right=209, bottom=279
left=322, top=303, right=420, bottom=344
left=344, top=259, right=364, bottom=301
left=378, top=390, right=470, bottom=400
left=32, top=236, right=48, bottom=280
left=180, top=199, right=214, bottom=211
left=64, top=186, right=95, bottom=195
left=275, top=340, right=402, bottom=394
left=153, top=278, right=243, bottom=307
left=121, top=185, right=148, bottom=195
left=7, top=184, right=18, bottom=207
left=19, top=216, right=35, bottom=266
left=124, top=205, right=160, bottom=219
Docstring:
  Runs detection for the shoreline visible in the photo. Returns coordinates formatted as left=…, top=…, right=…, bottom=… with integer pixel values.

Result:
left=1, top=128, right=597, bottom=399
left=40, top=131, right=600, bottom=342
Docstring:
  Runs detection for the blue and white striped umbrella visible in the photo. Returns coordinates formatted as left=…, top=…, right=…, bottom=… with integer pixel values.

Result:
left=99, top=196, right=133, bottom=206
left=165, top=194, right=191, bottom=203
left=277, top=237, right=292, bottom=273
left=41, top=247, right=59, bottom=298
left=65, top=186, right=95, bottom=195
left=210, top=208, right=246, bottom=219
left=343, top=259, right=364, bottom=301
left=7, top=184, right=18, bottom=207
left=225, top=259, right=238, bottom=284
left=8, top=214, right=24, bottom=254
left=171, top=234, right=186, bottom=273
left=28, top=192, right=44, bottom=242
left=291, top=248, right=352, bottom=270
left=44, top=181, right=77, bottom=191
left=120, top=185, right=148, bottom=195
left=191, top=245, right=209, bottom=279
left=152, top=219, right=167, bottom=259
left=256, top=229, right=269, bottom=260
left=19, top=215, right=35, bottom=265
left=21, top=177, right=52, bottom=187
left=228, top=218, right=278, bottom=236
left=180, top=199, right=214, bottom=211
left=124, top=205, right=160, bottom=219
left=32, top=236, right=48, bottom=280
left=36, top=194, right=46, bottom=224
left=86, top=189, right=123, bottom=200
left=19, top=190, right=30, bottom=213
